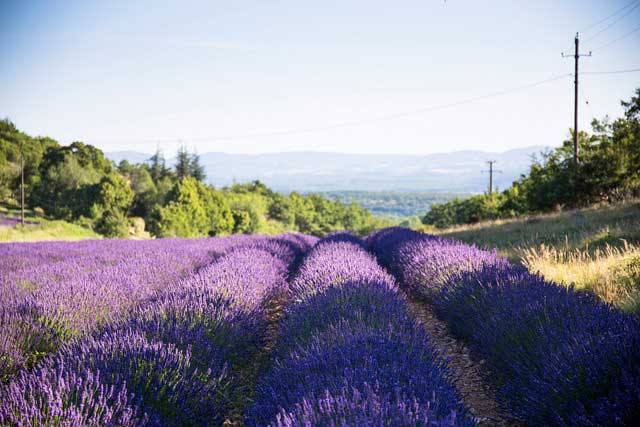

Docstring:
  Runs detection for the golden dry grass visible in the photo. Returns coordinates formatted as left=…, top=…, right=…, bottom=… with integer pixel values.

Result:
left=521, top=242, right=640, bottom=313
left=435, top=200, right=640, bottom=313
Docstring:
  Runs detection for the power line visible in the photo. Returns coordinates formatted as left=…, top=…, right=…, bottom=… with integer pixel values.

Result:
left=561, top=1, right=640, bottom=55
left=579, top=0, right=639, bottom=34
left=582, top=1, right=640, bottom=43
left=592, top=25, right=640, bottom=50
left=114, top=74, right=571, bottom=145
left=581, top=67, right=640, bottom=75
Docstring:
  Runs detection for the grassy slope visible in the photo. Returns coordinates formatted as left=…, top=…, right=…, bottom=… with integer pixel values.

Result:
left=436, top=201, right=640, bottom=313
left=0, top=205, right=100, bottom=242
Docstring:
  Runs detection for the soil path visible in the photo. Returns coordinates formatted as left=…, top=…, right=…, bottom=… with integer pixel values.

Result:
left=404, top=295, right=524, bottom=427
left=223, top=288, right=289, bottom=426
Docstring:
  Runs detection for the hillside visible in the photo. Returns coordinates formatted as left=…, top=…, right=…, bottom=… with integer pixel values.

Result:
left=436, top=201, right=640, bottom=313
left=107, top=146, right=547, bottom=193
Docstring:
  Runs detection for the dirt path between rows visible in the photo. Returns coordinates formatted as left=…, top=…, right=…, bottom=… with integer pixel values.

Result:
left=404, top=295, right=524, bottom=427
left=223, top=288, right=289, bottom=427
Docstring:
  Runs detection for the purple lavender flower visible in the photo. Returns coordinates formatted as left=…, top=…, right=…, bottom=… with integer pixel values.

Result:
left=273, top=384, right=461, bottom=427
left=249, top=233, right=475, bottom=427
left=370, top=226, right=640, bottom=426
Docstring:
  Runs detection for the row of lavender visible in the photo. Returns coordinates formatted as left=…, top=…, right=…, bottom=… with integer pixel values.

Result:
left=248, top=233, right=476, bottom=426
left=0, top=237, right=248, bottom=379
left=368, top=227, right=640, bottom=426
left=0, top=234, right=316, bottom=425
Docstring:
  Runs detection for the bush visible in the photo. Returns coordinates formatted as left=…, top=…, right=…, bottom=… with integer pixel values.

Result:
left=95, top=209, right=129, bottom=238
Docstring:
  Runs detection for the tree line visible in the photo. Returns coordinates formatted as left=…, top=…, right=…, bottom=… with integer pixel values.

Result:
left=0, top=125, right=388, bottom=238
left=423, top=88, right=640, bottom=228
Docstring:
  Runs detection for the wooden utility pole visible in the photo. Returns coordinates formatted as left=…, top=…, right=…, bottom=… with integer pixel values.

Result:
left=563, top=33, right=591, bottom=168
left=20, top=140, right=25, bottom=226
left=482, top=160, right=502, bottom=195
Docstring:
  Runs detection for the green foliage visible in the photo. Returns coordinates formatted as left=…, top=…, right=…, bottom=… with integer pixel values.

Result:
left=94, top=173, right=134, bottom=213
left=0, top=119, right=59, bottom=204
left=148, top=149, right=172, bottom=182
left=175, top=146, right=191, bottom=180
left=226, top=191, right=265, bottom=234
left=189, top=151, right=206, bottom=182
left=174, top=146, right=206, bottom=182
left=423, top=88, right=640, bottom=228
left=94, top=209, right=130, bottom=238
left=1, top=122, right=385, bottom=239
left=150, top=177, right=232, bottom=237
left=423, top=193, right=504, bottom=228
left=198, top=183, right=234, bottom=236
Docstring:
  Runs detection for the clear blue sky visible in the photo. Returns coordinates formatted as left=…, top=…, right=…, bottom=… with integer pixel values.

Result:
left=1, top=0, right=639, bottom=155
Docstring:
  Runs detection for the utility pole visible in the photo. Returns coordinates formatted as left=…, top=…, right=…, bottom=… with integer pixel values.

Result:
left=562, top=33, right=591, bottom=168
left=482, top=160, right=502, bottom=195
left=20, top=140, right=25, bottom=226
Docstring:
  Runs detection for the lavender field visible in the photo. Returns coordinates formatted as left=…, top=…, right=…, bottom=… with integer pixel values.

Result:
left=1, top=229, right=638, bottom=426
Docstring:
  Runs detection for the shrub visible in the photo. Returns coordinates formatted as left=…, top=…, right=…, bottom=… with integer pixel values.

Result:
left=94, top=209, right=129, bottom=238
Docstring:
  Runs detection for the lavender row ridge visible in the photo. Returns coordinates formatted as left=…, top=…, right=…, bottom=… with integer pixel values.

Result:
left=0, top=234, right=312, bottom=426
left=248, top=231, right=475, bottom=427
left=367, top=227, right=640, bottom=426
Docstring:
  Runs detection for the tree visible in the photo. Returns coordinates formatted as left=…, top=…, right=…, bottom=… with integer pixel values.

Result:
left=175, top=146, right=190, bottom=180
left=198, top=184, right=233, bottom=235
left=422, top=87, right=640, bottom=228
left=189, top=151, right=206, bottom=182
left=149, top=177, right=233, bottom=237
left=1, top=119, right=57, bottom=204
left=95, top=209, right=129, bottom=238
left=148, top=148, right=170, bottom=181
left=92, top=173, right=134, bottom=214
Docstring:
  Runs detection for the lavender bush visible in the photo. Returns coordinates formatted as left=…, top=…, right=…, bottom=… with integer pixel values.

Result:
left=273, top=384, right=461, bottom=427
left=249, top=233, right=475, bottom=427
left=2, top=327, right=225, bottom=426
left=289, top=239, right=396, bottom=301
left=1, top=233, right=307, bottom=426
left=370, top=227, right=640, bottom=426
left=0, top=236, right=251, bottom=377
left=367, top=227, right=504, bottom=299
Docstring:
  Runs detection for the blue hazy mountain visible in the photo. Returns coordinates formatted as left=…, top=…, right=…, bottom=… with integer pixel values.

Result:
left=106, top=146, right=549, bottom=193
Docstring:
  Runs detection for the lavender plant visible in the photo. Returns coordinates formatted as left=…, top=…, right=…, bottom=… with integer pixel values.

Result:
left=1, top=233, right=306, bottom=426
left=249, top=233, right=475, bottom=427
left=370, top=227, right=640, bottom=426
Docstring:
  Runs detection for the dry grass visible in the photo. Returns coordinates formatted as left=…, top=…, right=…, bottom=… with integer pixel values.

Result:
left=435, top=200, right=640, bottom=314
left=521, top=241, right=640, bottom=313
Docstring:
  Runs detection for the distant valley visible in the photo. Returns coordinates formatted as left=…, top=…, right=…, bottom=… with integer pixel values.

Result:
left=107, top=146, right=549, bottom=194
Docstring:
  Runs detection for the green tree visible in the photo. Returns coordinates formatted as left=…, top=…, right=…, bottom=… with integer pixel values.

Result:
left=175, top=146, right=190, bottom=180
left=148, top=149, right=171, bottom=181
left=150, top=177, right=233, bottom=237
left=93, top=173, right=134, bottom=213
left=198, top=184, right=233, bottom=235
left=94, top=209, right=129, bottom=238
left=189, top=151, right=206, bottom=182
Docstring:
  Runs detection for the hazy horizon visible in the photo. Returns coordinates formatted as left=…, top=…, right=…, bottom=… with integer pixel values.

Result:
left=106, top=144, right=548, bottom=157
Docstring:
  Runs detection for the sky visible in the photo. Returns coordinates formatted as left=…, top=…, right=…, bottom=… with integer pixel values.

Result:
left=1, top=0, right=639, bottom=156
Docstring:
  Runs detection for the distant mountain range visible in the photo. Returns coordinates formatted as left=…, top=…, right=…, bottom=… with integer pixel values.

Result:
left=106, top=146, right=550, bottom=193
